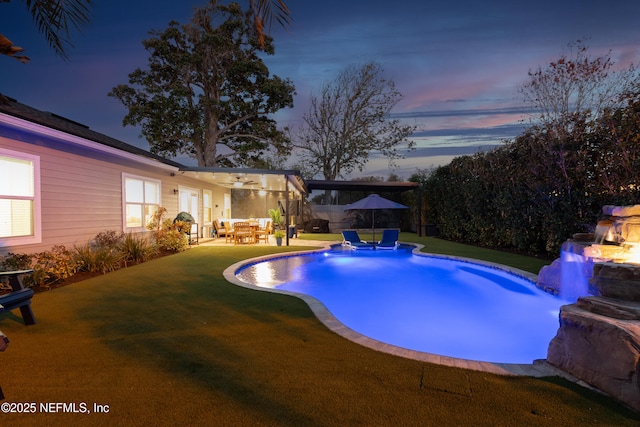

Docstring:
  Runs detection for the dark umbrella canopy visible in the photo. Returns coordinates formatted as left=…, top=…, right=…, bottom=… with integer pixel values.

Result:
left=344, top=194, right=408, bottom=211
left=344, top=194, right=408, bottom=241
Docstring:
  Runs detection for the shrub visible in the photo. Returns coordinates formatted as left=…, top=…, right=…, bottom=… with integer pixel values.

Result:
left=146, top=207, right=190, bottom=252
left=0, top=247, right=76, bottom=288
left=120, top=232, right=156, bottom=265
left=1, top=225, right=179, bottom=290
left=0, top=252, right=32, bottom=271
left=146, top=207, right=167, bottom=233
left=93, top=230, right=125, bottom=248
left=73, top=242, right=123, bottom=274
left=155, top=229, right=189, bottom=252
left=31, top=245, right=76, bottom=287
left=173, top=220, right=191, bottom=234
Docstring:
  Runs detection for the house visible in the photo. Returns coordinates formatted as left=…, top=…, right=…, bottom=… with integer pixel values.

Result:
left=0, top=99, right=306, bottom=255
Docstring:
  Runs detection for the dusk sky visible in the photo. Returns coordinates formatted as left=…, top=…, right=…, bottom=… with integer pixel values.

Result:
left=2, top=0, right=640, bottom=179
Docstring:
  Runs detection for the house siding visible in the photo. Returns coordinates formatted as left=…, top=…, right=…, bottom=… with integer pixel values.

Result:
left=0, top=137, right=224, bottom=256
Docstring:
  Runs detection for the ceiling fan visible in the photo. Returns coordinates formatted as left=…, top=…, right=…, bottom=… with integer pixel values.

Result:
left=229, top=175, right=256, bottom=188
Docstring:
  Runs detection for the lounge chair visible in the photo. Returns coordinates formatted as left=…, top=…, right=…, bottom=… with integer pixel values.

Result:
left=376, top=229, right=400, bottom=250
left=341, top=230, right=374, bottom=249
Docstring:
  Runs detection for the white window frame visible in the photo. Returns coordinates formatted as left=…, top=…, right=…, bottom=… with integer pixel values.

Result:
left=0, top=148, right=41, bottom=246
left=122, top=173, right=161, bottom=232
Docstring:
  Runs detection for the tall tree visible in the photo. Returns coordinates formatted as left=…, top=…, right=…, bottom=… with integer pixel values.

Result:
left=518, top=39, right=638, bottom=130
left=108, top=1, right=295, bottom=167
left=1, top=0, right=93, bottom=62
left=292, top=62, right=416, bottom=182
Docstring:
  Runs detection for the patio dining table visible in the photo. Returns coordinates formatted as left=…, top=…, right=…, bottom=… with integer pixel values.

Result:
left=233, top=222, right=260, bottom=244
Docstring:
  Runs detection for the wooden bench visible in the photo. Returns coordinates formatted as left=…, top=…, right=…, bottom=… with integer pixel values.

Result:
left=0, top=270, right=36, bottom=325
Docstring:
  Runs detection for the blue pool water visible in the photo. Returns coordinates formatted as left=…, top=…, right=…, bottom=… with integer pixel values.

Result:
left=235, top=247, right=566, bottom=364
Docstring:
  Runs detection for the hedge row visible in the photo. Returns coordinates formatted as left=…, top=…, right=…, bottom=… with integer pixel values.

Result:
left=419, top=90, right=640, bottom=257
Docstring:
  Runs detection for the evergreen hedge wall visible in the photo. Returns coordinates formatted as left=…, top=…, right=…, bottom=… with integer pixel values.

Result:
left=419, top=90, right=640, bottom=257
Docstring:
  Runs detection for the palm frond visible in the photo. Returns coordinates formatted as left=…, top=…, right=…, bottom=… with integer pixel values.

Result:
left=23, top=0, right=93, bottom=60
left=250, top=0, right=291, bottom=48
left=253, top=0, right=292, bottom=31
left=0, top=33, right=30, bottom=63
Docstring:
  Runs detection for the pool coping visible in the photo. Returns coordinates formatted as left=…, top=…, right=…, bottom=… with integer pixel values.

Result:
left=222, top=242, right=580, bottom=380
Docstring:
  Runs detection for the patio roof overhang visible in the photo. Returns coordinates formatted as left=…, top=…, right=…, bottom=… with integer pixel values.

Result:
left=178, top=167, right=307, bottom=195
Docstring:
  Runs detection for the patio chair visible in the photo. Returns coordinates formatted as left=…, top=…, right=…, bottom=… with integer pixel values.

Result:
left=341, top=230, right=374, bottom=250
left=376, top=229, right=400, bottom=250
left=255, top=221, right=271, bottom=243
left=212, top=220, right=222, bottom=239
left=224, top=222, right=235, bottom=243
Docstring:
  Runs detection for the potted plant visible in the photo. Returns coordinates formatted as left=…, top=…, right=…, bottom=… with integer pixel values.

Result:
left=268, top=208, right=284, bottom=229
left=268, top=208, right=287, bottom=245
left=274, top=229, right=285, bottom=246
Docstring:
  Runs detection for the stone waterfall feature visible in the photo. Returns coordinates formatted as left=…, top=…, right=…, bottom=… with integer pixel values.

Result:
left=547, top=262, right=640, bottom=412
left=538, top=205, right=640, bottom=411
left=537, top=205, right=640, bottom=300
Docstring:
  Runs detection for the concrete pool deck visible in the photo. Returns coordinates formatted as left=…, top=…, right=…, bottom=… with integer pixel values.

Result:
left=209, top=237, right=591, bottom=387
left=197, top=235, right=337, bottom=247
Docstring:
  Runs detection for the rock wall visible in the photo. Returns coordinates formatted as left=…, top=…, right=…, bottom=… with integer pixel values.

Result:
left=547, top=263, right=640, bottom=411
left=603, top=205, right=640, bottom=244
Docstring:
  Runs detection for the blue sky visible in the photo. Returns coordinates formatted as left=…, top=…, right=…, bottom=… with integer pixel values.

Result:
left=2, top=0, right=640, bottom=178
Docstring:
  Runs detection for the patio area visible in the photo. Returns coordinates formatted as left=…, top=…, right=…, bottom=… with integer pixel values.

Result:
left=198, top=233, right=333, bottom=247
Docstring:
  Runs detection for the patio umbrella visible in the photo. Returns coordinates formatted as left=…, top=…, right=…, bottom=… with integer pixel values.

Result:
left=344, top=194, right=408, bottom=242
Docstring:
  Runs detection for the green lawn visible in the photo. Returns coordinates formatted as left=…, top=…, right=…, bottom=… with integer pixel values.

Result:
left=0, top=238, right=637, bottom=426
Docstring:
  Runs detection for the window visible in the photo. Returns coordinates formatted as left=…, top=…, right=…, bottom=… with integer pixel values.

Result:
left=123, top=174, right=160, bottom=230
left=203, top=190, right=212, bottom=223
left=0, top=148, right=41, bottom=245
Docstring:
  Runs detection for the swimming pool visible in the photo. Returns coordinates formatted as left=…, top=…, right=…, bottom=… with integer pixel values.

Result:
left=234, top=246, right=566, bottom=364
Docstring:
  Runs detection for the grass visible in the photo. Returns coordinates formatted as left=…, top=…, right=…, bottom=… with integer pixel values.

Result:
left=0, top=236, right=637, bottom=426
